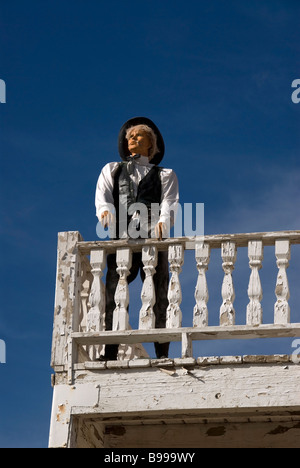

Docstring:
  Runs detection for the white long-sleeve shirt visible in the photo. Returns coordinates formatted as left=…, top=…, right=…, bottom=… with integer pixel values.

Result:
left=95, top=156, right=179, bottom=226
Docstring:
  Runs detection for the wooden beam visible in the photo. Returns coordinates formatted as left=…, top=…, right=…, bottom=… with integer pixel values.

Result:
left=77, top=230, right=300, bottom=255
left=72, top=323, right=300, bottom=346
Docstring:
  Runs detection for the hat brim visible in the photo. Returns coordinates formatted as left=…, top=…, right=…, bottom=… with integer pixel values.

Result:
left=118, top=117, right=165, bottom=165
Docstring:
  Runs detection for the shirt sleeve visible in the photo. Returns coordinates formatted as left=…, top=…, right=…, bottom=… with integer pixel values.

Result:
left=95, top=162, right=119, bottom=219
left=159, top=168, right=179, bottom=227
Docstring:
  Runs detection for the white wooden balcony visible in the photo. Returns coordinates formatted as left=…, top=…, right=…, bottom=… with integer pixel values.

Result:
left=49, top=230, right=300, bottom=448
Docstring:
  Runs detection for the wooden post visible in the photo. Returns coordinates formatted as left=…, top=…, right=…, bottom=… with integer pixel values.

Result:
left=113, top=248, right=132, bottom=331
left=182, top=332, right=193, bottom=358
left=274, top=239, right=290, bottom=324
left=247, top=241, right=263, bottom=326
left=193, top=242, right=210, bottom=327
left=78, top=256, right=93, bottom=333
left=87, top=249, right=106, bottom=360
left=167, top=245, right=184, bottom=328
left=139, top=246, right=158, bottom=329
left=88, top=250, right=106, bottom=332
left=220, top=242, right=237, bottom=326
left=51, top=231, right=83, bottom=369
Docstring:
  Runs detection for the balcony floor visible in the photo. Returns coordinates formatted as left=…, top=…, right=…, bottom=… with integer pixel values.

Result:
left=49, top=354, right=300, bottom=448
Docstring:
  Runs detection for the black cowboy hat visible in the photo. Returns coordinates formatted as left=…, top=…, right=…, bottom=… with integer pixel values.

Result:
left=118, top=116, right=165, bottom=166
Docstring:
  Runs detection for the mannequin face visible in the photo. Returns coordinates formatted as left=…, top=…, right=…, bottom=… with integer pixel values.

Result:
left=127, top=128, right=152, bottom=157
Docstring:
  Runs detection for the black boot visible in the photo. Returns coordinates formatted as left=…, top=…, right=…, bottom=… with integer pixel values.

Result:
left=98, top=344, right=119, bottom=361
left=154, top=342, right=170, bottom=359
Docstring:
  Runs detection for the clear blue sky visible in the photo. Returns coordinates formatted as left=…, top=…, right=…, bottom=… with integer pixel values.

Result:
left=0, top=0, right=299, bottom=448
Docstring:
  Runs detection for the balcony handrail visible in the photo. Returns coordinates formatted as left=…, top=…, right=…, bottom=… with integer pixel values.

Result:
left=51, top=230, right=300, bottom=383
left=77, top=230, right=300, bottom=254
left=72, top=324, right=300, bottom=346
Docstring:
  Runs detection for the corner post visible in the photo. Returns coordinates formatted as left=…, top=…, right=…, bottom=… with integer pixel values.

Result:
left=51, top=231, right=83, bottom=377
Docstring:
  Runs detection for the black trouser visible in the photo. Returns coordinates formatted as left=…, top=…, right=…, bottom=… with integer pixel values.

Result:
left=104, top=251, right=170, bottom=359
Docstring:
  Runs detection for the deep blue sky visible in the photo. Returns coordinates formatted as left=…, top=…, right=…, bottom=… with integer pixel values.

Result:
left=0, top=0, right=299, bottom=448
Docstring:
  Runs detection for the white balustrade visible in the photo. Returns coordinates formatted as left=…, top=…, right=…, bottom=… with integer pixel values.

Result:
left=87, top=249, right=106, bottom=360
left=79, top=256, right=93, bottom=332
left=274, top=239, right=290, bottom=324
left=139, top=246, right=158, bottom=329
left=193, top=242, right=210, bottom=327
left=113, top=248, right=132, bottom=331
left=166, top=245, right=184, bottom=328
left=87, top=249, right=106, bottom=333
left=247, top=241, right=263, bottom=326
left=220, top=242, right=237, bottom=326
left=57, top=230, right=300, bottom=371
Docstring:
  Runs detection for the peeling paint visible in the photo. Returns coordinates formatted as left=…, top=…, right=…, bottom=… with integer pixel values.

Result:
left=56, top=403, right=66, bottom=422
left=268, top=422, right=300, bottom=436
left=206, top=426, right=226, bottom=437
left=105, top=426, right=126, bottom=436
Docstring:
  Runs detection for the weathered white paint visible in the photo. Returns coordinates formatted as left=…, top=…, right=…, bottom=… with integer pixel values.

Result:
left=79, top=255, right=92, bottom=333
left=220, top=242, right=237, bottom=326
left=113, top=248, right=132, bottom=331
left=193, top=242, right=210, bottom=327
left=181, top=332, right=193, bottom=358
left=49, top=356, right=300, bottom=448
left=86, top=250, right=106, bottom=360
left=77, top=230, right=300, bottom=255
left=51, top=231, right=83, bottom=368
left=87, top=250, right=106, bottom=333
left=166, top=245, right=184, bottom=328
left=247, top=241, right=263, bottom=326
left=81, top=361, right=300, bottom=415
left=72, top=323, right=300, bottom=348
left=139, top=246, right=158, bottom=329
left=49, top=382, right=100, bottom=448
left=50, top=230, right=300, bottom=448
left=274, top=239, right=290, bottom=324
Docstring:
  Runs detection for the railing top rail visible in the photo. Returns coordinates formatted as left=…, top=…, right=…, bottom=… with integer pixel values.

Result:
left=72, top=323, right=300, bottom=346
left=77, top=230, right=300, bottom=254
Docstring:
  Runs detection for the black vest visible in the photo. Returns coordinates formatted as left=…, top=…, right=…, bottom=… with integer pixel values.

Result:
left=113, top=162, right=162, bottom=238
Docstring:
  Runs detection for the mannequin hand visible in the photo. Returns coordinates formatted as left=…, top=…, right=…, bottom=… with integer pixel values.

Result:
left=155, top=222, right=167, bottom=241
left=100, top=211, right=115, bottom=228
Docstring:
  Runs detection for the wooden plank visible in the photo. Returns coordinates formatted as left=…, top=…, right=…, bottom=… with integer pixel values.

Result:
left=71, top=323, right=300, bottom=346
left=71, top=361, right=300, bottom=419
